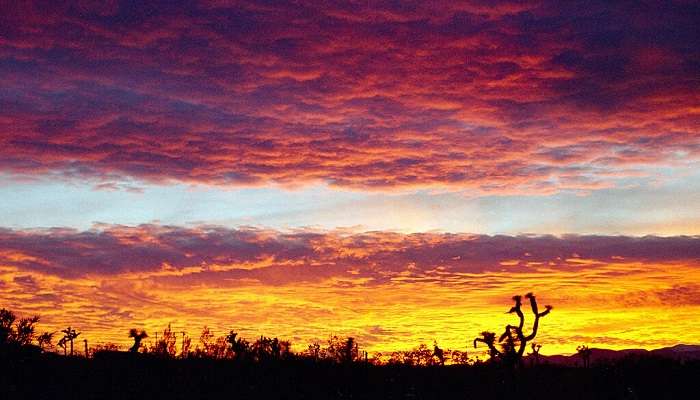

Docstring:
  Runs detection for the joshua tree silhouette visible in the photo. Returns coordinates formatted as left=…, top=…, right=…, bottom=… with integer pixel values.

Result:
left=129, top=328, right=148, bottom=353
left=61, top=327, right=80, bottom=356
left=577, top=345, right=592, bottom=368
left=474, top=293, right=552, bottom=365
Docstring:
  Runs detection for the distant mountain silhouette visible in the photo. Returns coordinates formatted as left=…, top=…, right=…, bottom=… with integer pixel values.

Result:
left=534, top=344, right=700, bottom=366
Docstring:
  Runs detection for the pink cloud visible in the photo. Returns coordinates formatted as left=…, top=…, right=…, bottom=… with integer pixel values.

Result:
left=0, top=1, right=697, bottom=192
left=1, top=225, right=699, bottom=285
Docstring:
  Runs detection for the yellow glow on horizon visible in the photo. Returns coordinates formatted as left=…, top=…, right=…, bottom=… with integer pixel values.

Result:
left=2, top=257, right=699, bottom=358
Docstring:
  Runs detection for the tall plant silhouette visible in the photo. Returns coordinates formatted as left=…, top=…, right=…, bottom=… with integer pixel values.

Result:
left=0, top=308, right=14, bottom=345
left=433, top=341, right=445, bottom=366
left=474, top=293, right=552, bottom=365
left=577, top=345, right=592, bottom=368
left=37, top=331, right=56, bottom=351
left=152, top=324, right=177, bottom=357
left=226, top=331, right=250, bottom=361
left=324, top=335, right=360, bottom=363
left=341, top=337, right=358, bottom=364
left=530, top=343, right=542, bottom=366
left=57, top=336, right=67, bottom=355
left=0, top=308, right=40, bottom=347
left=250, top=335, right=290, bottom=362
left=61, top=327, right=80, bottom=356
left=129, top=329, right=148, bottom=353
left=15, top=316, right=40, bottom=346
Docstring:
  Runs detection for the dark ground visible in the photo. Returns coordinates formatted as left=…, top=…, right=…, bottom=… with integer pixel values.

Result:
left=2, top=350, right=697, bottom=400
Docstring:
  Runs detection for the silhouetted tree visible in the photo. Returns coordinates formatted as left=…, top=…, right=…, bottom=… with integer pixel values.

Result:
left=180, top=331, right=191, bottom=357
left=473, top=331, right=500, bottom=360
left=15, top=316, right=40, bottom=346
left=577, top=345, right=592, bottom=368
left=91, top=342, right=120, bottom=353
left=37, top=331, right=55, bottom=351
left=474, top=293, right=552, bottom=366
left=129, top=328, right=148, bottom=353
left=199, top=326, right=215, bottom=356
left=340, top=337, right=358, bottom=364
left=306, top=342, right=321, bottom=360
left=195, top=327, right=229, bottom=358
left=324, top=335, right=343, bottom=361
left=0, top=308, right=16, bottom=346
left=433, top=341, right=445, bottom=366
left=530, top=343, right=542, bottom=366
left=0, top=309, right=12, bottom=330
left=388, top=343, right=441, bottom=366
left=0, top=308, right=40, bottom=347
left=57, top=336, right=67, bottom=355
left=449, top=349, right=471, bottom=365
left=249, top=335, right=290, bottom=362
left=152, top=324, right=177, bottom=357
left=226, top=331, right=250, bottom=361
left=61, top=327, right=80, bottom=356
left=316, top=335, right=361, bottom=363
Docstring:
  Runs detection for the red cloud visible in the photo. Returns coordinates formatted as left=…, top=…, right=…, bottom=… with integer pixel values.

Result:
left=0, top=1, right=698, bottom=191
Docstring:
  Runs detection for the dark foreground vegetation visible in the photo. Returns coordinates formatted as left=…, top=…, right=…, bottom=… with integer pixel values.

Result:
left=3, top=294, right=698, bottom=399
left=2, top=348, right=699, bottom=400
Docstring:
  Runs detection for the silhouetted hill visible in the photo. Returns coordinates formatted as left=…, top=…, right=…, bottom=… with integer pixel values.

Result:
left=536, top=344, right=700, bottom=366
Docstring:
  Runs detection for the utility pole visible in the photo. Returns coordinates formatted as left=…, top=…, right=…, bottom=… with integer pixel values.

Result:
left=84, top=339, right=88, bottom=358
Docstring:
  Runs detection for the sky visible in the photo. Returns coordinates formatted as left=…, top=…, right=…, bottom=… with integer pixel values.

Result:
left=0, top=0, right=699, bottom=356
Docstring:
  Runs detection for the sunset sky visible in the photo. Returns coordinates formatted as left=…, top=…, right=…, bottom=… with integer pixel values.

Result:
left=1, top=1, right=699, bottom=356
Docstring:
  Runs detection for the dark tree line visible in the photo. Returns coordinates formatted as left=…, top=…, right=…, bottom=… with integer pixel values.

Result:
left=3, top=294, right=699, bottom=400
left=1, top=293, right=562, bottom=367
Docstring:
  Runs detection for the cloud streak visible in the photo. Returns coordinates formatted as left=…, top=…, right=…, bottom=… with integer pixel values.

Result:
left=0, top=1, right=698, bottom=192
left=1, top=224, right=699, bottom=280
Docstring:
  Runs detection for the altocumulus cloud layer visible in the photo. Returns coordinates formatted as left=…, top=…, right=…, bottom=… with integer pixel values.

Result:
left=1, top=225, right=699, bottom=353
left=1, top=225, right=700, bottom=281
left=1, top=1, right=699, bottom=192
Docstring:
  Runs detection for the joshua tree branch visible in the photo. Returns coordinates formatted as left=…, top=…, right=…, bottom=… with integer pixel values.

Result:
left=475, top=293, right=552, bottom=364
left=524, top=304, right=552, bottom=341
left=498, top=325, right=513, bottom=343
left=508, top=295, right=525, bottom=331
left=474, top=337, right=502, bottom=357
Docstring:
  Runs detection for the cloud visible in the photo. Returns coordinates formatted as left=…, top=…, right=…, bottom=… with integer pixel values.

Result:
left=1, top=225, right=698, bottom=282
left=1, top=224, right=699, bottom=354
left=0, top=1, right=697, bottom=192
